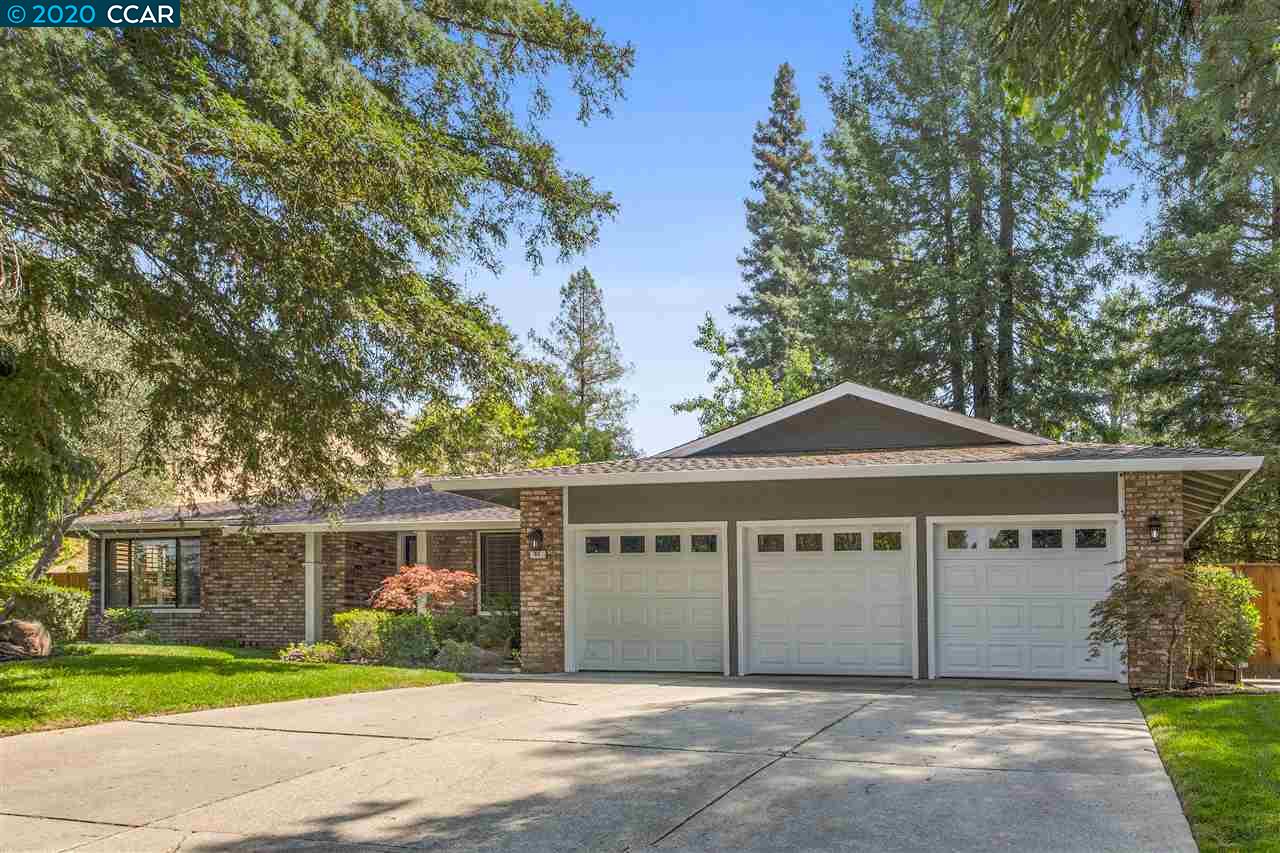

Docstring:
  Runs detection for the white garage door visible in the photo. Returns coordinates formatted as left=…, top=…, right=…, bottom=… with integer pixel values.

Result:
left=741, top=520, right=915, bottom=675
left=572, top=525, right=726, bottom=672
left=933, top=519, right=1121, bottom=680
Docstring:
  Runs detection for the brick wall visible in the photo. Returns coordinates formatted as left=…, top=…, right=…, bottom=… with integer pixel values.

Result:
left=86, top=529, right=402, bottom=647
left=427, top=531, right=478, bottom=612
left=1122, top=472, right=1187, bottom=689
left=320, top=532, right=399, bottom=639
left=87, top=529, right=307, bottom=647
left=519, top=488, right=564, bottom=672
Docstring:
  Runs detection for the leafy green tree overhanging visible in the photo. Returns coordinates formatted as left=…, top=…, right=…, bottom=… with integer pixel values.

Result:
left=0, top=2, right=633, bottom=556
left=977, top=0, right=1280, bottom=187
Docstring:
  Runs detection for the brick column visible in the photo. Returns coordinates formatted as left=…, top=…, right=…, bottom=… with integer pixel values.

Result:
left=1122, top=472, right=1187, bottom=689
left=519, top=488, right=564, bottom=672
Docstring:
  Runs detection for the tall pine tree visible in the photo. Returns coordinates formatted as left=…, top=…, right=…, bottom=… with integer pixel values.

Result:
left=531, top=268, right=637, bottom=460
left=730, top=62, right=825, bottom=378
left=1139, top=111, right=1280, bottom=560
left=808, top=1, right=1124, bottom=437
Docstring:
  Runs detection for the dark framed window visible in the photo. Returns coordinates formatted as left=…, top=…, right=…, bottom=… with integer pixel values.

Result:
left=655, top=535, right=681, bottom=553
left=873, top=531, right=902, bottom=552
left=584, top=536, right=610, bottom=554
left=480, top=532, right=520, bottom=610
left=1032, top=528, right=1063, bottom=549
left=757, top=533, right=784, bottom=553
left=946, top=529, right=977, bottom=550
left=988, top=529, right=1020, bottom=550
left=403, top=534, right=418, bottom=566
left=834, top=532, right=862, bottom=552
left=105, top=537, right=202, bottom=609
left=621, top=535, right=646, bottom=554
left=1075, top=528, right=1107, bottom=549
left=795, top=533, right=823, bottom=552
left=691, top=534, right=717, bottom=553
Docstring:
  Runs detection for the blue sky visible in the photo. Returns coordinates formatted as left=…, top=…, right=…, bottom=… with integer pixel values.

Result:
left=462, top=1, right=1151, bottom=455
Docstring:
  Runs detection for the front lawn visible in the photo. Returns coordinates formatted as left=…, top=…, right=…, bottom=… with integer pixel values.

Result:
left=0, top=643, right=459, bottom=736
left=1139, top=695, right=1280, bottom=852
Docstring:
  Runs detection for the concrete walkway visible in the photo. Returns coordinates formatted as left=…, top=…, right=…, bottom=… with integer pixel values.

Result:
left=1, top=675, right=1195, bottom=852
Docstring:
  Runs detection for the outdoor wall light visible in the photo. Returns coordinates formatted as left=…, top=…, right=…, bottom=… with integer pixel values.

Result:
left=528, top=527, right=544, bottom=553
left=1148, top=515, right=1163, bottom=542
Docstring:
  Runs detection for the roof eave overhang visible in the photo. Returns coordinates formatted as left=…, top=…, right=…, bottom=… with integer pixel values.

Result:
left=70, top=520, right=237, bottom=535
left=428, top=455, right=1265, bottom=491
left=222, top=518, right=520, bottom=534
left=74, top=517, right=520, bottom=535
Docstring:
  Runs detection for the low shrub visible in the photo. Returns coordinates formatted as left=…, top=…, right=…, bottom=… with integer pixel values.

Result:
left=433, top=607, right=480, bottom=645
left=278, top=641, right=343, bottom=663
left=476, top=609, right=519, bottom=656
left=378, top=613, right=436, bottom=666
left=3, top=580, right=90, bottom=644
left=333, top=609, right=389, bottom=661
left=102, top=607, right=151, bottom=637
left=432, top=639, right=503, bottom=672
left=433, top=639, right=479, bottom=672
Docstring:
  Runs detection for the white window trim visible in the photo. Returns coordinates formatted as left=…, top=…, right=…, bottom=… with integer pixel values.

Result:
left=924, top=512, right=1122, bottom=680
left=656, top=382, right=1054, bottom=457
left=736, top=517, right=918, bottom=679
left=564, top=520, right=730, bottom=676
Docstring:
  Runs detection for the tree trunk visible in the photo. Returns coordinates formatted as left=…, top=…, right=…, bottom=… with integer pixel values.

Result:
left=965, top=106, right=990, bottom=421
left=995, top=117, right=1015, bottom=425
left=941, top=143, right=966, bottom=413
left=0, top=464, right=140, bottom=620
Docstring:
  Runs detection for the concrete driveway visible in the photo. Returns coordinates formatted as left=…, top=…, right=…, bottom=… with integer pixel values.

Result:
left=1, top=675, right=1194, bottom=852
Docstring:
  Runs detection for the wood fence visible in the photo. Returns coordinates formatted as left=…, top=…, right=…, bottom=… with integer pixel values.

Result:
left=47, top=571, right=91, bottom=639
left=1238, top=563, right=1280, bottom=678
left=48, top=571, right=90, bottom=592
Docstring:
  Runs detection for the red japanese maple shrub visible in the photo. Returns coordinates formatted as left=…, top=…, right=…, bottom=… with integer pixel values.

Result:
left=369, top=564, right=478, bottom=612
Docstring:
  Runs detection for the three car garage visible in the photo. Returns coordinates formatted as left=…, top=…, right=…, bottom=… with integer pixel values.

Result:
left=566, top=513, right=1124, bottom=681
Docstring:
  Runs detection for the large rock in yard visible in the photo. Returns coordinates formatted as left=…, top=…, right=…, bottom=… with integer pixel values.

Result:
left=0, top=619, right=53, bottom=660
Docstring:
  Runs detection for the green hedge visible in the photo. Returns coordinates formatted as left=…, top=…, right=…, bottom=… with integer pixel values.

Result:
left=379, top=613, right=435, bottom=665
left=3, top=579, right=90, bottom=644
left=333, top=609, right=390, bottom=661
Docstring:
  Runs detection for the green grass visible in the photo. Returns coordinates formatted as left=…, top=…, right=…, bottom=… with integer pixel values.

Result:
left=0, top=643, right=459, bottom=736
left=1139, top=695, right=1280, bottom=852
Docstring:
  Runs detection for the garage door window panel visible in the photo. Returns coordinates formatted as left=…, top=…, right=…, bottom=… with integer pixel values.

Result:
left=988, top=529, right=1020, bottom=550
left=1075, top=528, right=1107, bottom=549
left=757, top=533, right=784, bottom=553
left=691, top=534, right=717, bottom=553
left=1032, top=528, right=1063, bottom=549
left=872, top=531, right=902, bottom=552
left=585, top=536, right=610, bottom=554
left=620, top=535, right=646, bottom=554
left=946, top=528, right=980, bottom=550
left=833, top=532, right=862, bottom=552
left=795, top=533, right=823, bottom=552
left=655, top=535, right=681, bottom=553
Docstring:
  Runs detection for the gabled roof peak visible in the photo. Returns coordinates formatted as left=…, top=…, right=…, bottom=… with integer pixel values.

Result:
left=657, top=381, right=1054, bottom=458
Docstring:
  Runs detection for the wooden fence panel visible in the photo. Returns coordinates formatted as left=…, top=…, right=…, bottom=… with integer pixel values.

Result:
left=48, top=572, right=89, bottom=592
left=1239, top=563, right=1280, bottom=678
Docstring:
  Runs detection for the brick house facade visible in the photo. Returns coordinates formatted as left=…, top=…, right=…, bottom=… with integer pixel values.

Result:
left=86, top=527, right=499, bottom=646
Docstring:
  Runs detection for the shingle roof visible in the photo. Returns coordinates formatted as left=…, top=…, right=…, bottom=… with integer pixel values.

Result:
left=74, top=484, right=518, bottom=530
left=431, top=442, right=1252, bottom=482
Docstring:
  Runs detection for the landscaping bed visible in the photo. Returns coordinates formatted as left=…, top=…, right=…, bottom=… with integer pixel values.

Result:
left=0, top=643, right=459, bottom=736
left=1139, top=694, right=1280, bottom=852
